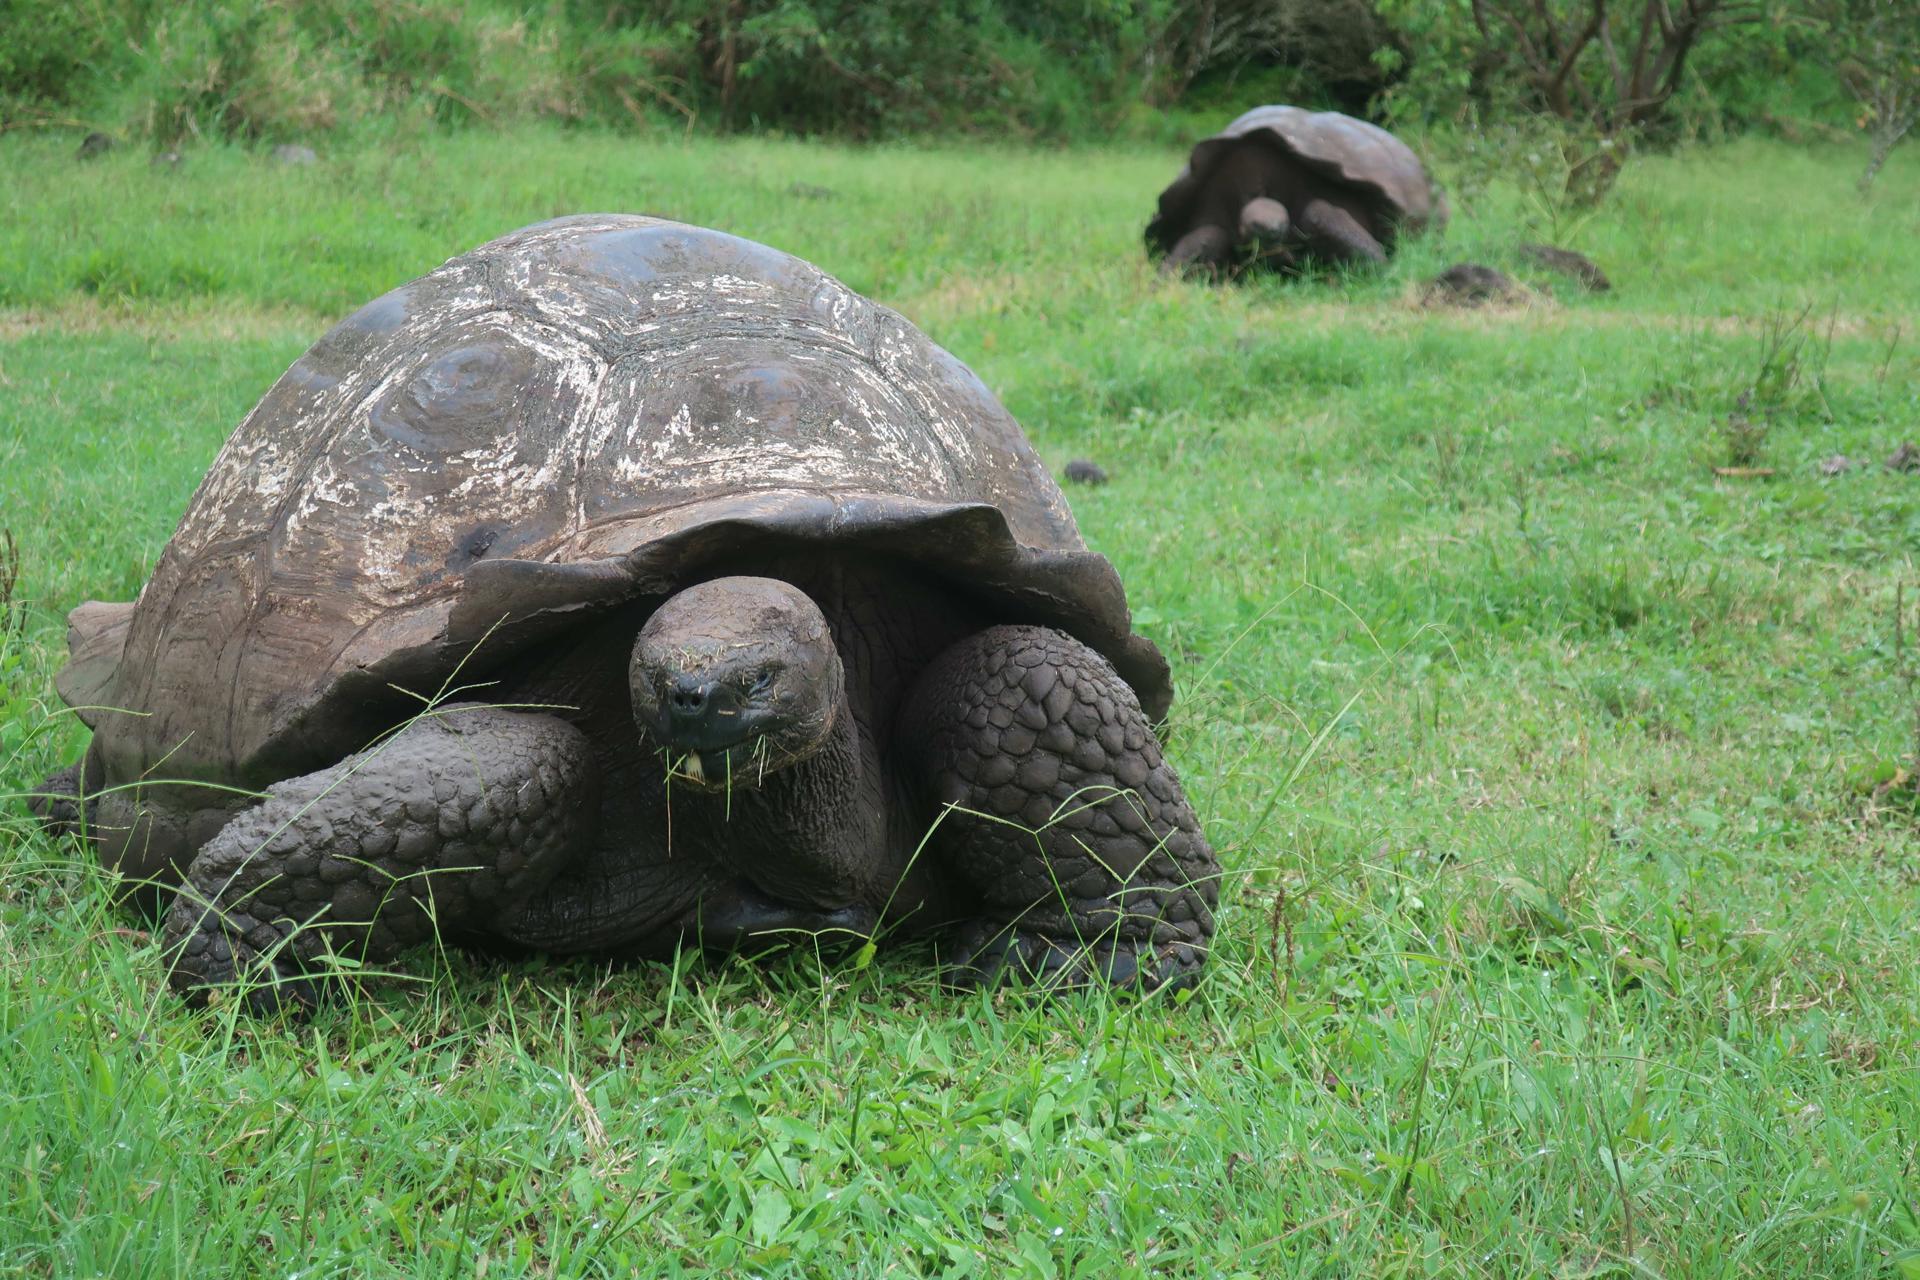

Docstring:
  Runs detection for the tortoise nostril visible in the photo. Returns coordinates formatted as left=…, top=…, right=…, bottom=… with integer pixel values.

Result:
left=667, top=677, right=710, bottom=715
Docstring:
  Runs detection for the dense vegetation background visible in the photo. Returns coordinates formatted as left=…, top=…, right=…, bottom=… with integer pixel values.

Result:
left=0, top=0, right=1856, bottom=146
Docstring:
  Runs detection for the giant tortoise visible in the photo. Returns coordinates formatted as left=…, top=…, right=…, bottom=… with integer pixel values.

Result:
left=1147, top=106, right=1447, bottom=275
left=33, top=215, right=1219, bottom=1008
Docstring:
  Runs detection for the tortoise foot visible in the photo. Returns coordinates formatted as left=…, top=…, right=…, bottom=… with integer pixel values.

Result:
left=28, top=761, right=88, bottom=836
left=942, top=919, right=1205, bottom=994
left=164, top=896, right=323, bottom=1015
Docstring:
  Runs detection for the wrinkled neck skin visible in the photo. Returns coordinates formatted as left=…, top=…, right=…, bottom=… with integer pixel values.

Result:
left=657, top=679, right=886, bottom=911
left=633, top=559, right=975, bottom=919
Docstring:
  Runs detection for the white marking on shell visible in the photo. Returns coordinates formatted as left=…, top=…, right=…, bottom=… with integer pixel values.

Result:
left=267, top=312, right=607, bottom=607
left=644, top=404, right=696, bottom=463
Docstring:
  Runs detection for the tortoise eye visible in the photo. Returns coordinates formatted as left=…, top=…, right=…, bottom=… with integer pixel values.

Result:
left=749, top=668, right=776, bottom=695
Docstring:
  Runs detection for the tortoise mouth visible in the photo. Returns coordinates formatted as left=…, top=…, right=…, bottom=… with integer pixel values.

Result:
left=658, top=737, right=782, bottom=791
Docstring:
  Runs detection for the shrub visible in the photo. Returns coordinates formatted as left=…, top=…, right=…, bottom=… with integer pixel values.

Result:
left=1375, top=0, right=1765, bottom=205
left=1809, top=0, right=1919, bottom=190
left=0, top=0, right=128, bottom=115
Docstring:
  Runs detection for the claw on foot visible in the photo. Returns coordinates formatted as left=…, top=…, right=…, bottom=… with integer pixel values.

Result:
left=27, top=762, right=87, bottom=836
left=942, top=918, right=1204, bottom=995
left=163, top=897, right=323, bottom=1015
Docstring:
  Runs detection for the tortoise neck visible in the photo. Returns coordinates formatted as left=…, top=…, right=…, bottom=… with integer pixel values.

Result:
left=670, top=682, right=884, bottom=909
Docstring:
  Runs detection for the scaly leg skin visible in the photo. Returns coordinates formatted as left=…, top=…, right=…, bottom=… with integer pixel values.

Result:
left=903, top=625, right=1218, bottom=993
left=163, top=706, right=596, bottom=1012
left=1297, top=198, right=1387, bottom=266
left=1160, top=224, right=1231, bottom=277
left=28, top=760, right=90, bottom=837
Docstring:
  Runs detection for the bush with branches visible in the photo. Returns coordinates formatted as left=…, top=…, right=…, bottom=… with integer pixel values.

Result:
left=1378, top=0, right=1762, bottom=204
left=1808, top=0, right=1918, bottom=190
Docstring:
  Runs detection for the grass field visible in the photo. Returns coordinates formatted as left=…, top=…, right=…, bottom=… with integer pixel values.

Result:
left=2, top=127, right=1918, bottom=1277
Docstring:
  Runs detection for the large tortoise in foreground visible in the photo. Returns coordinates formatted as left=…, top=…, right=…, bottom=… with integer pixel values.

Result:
left=34, top=215, right=1218, bottom=1008
left=1147, top=106, right=1447, bottom=275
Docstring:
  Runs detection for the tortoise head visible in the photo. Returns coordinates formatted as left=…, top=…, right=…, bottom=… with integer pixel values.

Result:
left=1238, top=196, right=1292, bottom=244
left=629, top=576, right=844, bottom=790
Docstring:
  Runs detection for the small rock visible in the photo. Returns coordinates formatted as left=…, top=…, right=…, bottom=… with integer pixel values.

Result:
left=1423, top=263, right=1520, bottom=307
left=1518, top=242, right=1611, bottom=292
left=271, top=144, right=318, bottom=166
left=1887, top=442, right=1920, bottom=472
left=1818, top=454, right=1859, bottom=476
left=787, top=181, right=836, bottom=200
left=1063, top=459, right=1109, bottom=486
left=76, top=131, right=114, bottom=160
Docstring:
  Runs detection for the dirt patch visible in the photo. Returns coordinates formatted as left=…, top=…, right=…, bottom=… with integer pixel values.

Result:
left=0, top=299, right=328, bottom=343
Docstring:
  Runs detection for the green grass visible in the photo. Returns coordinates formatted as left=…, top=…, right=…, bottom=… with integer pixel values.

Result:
left=3, top=127, right=1920, bottom=1277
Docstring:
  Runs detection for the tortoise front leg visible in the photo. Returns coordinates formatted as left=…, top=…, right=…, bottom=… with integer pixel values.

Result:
left=902, top=626, right=1218, bottom=992
left=1159, top=224, right=1232, bottom=276
left=163, top=706, right=596, bottom=1011
left=1296, top=198, right=1387, bottom=265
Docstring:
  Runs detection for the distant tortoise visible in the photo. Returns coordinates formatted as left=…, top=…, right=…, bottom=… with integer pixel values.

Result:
left=1423, top=263, right=1522, bottom=307
left=33, top=215, right=1218, bottom=1009
left=1147, top=106, right=1446, bottom=275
